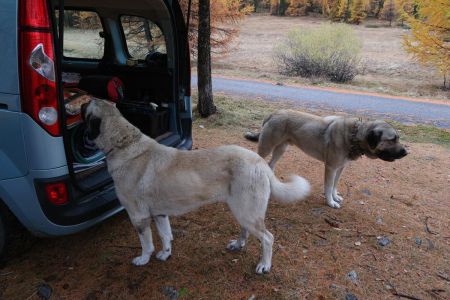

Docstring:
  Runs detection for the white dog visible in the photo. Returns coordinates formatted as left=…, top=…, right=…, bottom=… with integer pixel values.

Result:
left=81, top=100, right=310, bottom=274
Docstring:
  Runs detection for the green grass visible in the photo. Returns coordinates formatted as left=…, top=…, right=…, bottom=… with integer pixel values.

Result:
left=192, top=93, right=450, bottom=148
left=192, top=93, right=284, bottom=130
left=392, top=122, right=450, bottom=148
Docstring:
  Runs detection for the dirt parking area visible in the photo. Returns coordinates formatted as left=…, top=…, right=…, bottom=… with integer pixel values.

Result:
left=1, top=95, right=449, bottom=299
left=212, top=15, right=449, bottom=100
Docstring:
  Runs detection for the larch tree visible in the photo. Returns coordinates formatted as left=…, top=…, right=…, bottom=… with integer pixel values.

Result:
left=334, top=0, right=352, bottom=21
left=401, top=0, right=450, bottom=89
left=180, top=0, right=245, bottom=117
left=380, top=0, right=398, bottom=26
left=285, top=0, right=311, bottom=15
left=350, top=0, right=367, bottom=24
left=197, top=0, right=216, bottom=117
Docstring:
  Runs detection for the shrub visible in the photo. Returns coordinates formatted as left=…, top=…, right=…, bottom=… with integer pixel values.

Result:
left=274, top=24, right=363, bottom=82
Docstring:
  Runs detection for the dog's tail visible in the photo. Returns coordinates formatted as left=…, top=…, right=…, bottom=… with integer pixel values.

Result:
left=244, top=113, right=274, bottom=142
left=244, top=131, right=260, bottom=142
left=269, top=174, right=310, bottom=203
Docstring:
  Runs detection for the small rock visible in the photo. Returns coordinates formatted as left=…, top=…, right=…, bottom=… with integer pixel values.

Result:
left=376, top=217, right=383, bottom=224
left=275, top=82, right=284, bottom=86
left=359, top=201, right=365, bottom=205
left=232, top=259, right=238, bottom=263
left=354, top=241, right=361, bottom=246
left=377, top=237, right=391, bottom=247
left=330, top=283, right=340, bottom=289
left=361, top=189, right=372, bottom=196
left=426, top=238, right=435, bottom=250
left=199, top=125, right=205, bottom=129
left=415, top=237, right=422, bottom=246
left=37, top=283, right=52, bottom=300
left=347, top=270, right=358, bottom=284
left=248, top=295, right=256, bottom=300
left=346, top=293, right=358, bottom=300
left=162, top=286, right=179, bottom=300
left=311, top=207, right=324, bottom=216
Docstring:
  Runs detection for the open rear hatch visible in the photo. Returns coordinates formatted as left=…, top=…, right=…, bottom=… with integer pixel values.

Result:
left=51, top=0, right=190, bottom=193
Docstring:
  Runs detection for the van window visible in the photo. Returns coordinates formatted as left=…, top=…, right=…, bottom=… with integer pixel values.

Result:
left=120, top=16, right=167, bottom=60
left=59, top=10, right=105, bottom=59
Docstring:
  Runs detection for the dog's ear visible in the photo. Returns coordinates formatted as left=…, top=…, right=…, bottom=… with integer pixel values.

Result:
left=367, top=129, right=381, bottom=149
left=81, top=103, right=89, bottom=121
left=86, top=116, right=102, bottom=140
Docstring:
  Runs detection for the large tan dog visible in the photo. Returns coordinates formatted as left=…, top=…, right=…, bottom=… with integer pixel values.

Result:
left=81, top=100, right=310, bottom=274
left=245, top=110, right=407, bottom=209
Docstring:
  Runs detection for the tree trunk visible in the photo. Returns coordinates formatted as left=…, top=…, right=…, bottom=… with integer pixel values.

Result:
left=197, top=0, right=216, bottom=117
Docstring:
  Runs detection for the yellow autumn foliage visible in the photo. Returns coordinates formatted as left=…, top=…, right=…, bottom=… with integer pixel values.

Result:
left=401, top=0, right=450, bottom=88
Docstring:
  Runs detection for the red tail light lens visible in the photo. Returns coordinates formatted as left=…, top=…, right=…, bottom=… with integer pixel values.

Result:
left=20, top=0, right=51, bottom=28
left=19, top=0, right=60, bottom=136
left=44, top=182, right=69, bottom=205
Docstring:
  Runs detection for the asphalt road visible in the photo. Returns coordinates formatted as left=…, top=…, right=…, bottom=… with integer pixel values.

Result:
left=191, top=76, right=450, bottom=129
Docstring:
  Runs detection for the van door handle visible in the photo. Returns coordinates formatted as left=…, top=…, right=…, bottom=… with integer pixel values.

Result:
left=0, top=103, right=8, bottom=110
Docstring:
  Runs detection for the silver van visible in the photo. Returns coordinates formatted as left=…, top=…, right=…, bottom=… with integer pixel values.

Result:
left=0, top=0, right=192, bottom=256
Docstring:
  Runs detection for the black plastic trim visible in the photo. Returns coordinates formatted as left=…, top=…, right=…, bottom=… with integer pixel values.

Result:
left=34, top=175, right=120, bottom=226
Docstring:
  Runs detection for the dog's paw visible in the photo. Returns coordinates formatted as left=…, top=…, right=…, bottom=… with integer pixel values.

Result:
left=226, top=240, right=244, bottom=252
left=132, top=254, right=150, bottom=266
left=333, top=194, right=343, bottom=203
left=255, top=262, right=271, bottom=274
left=327, top=199, right=341, bottom=209
left=156, top=250, right=171, bottom=261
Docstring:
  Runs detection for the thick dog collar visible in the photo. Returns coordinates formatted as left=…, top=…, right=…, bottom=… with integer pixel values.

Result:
left=348, top=120, right=364, bottom=160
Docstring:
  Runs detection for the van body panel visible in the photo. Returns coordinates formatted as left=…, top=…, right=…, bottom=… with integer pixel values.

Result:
left=0, top=0, right=20, bottom=95
left=0, top=110, right=28, bottom=179
left=21, top=115, right=68, bottom=170
left=0, top=93, right=21, bottom=112
left=0, top=0, right=191, bottom=245
left=0, top=169, right=123, bottom=236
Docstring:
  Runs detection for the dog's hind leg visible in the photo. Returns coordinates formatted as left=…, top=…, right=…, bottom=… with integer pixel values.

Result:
left=269, top=143, right=288, bottom=170
left=154, top=215, right=173, bottom=261
left=226, top=227, right=249, bottom=251
left=332, top=166, right=344, bottom=203
left=324, top=165, right=341, bottom=209
left=131, top=216, right=155, bottom=266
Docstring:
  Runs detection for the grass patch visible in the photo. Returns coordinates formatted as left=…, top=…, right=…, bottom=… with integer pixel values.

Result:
left=392, top=122, right=450, bottom=148
left=192, top=93, right=286, bottom=130
left=192, top=93, right=450, bottom=147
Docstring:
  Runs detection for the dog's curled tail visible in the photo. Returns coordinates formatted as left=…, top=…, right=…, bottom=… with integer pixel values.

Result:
left=269, top=175, right=310, bottom=203
left=244, top=113, right=273, bottom=142
left=244, top=131, right=260, bottom=142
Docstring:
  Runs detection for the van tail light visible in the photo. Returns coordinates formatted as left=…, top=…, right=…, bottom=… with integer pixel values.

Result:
left=44, top=182, right=69, bottom=205
left=19, top=0, right=60, bottom=136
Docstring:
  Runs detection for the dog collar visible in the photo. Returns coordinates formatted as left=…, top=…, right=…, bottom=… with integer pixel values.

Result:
left=348, top=120, right=364, bottom=160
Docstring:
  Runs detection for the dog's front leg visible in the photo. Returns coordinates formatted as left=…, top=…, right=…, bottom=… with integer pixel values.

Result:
left=131, top=216, right=154, bottom=266
left=324, top=166, right=340, bottom=208
left=332, top=166, right=344, bottom=203
left=154, top=215, right=173, bottom=261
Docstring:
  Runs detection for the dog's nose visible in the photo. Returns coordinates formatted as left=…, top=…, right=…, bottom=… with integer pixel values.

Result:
left=399, top=148, right=408, bottom=157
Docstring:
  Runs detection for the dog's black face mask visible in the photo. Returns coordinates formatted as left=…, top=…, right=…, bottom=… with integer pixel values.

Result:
left=81, top=102, right=102, bottom=140
left=367, top=129, right=407, bottom=162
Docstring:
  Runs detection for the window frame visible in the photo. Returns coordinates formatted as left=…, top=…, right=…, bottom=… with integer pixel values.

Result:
left=118, top=14, right=167, bottom=61
left=58, top=7, right=106, bottom=62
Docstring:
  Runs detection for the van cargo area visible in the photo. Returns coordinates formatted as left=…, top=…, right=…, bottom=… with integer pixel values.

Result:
left=50, top=0, right=190, bottom=192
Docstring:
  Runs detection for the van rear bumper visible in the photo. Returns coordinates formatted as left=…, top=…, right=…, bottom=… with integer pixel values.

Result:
left=0, top=167, right=122, bottom=237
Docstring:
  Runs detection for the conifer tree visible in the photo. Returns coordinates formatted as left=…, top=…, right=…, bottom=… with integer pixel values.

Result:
left=402, top=0, right=450, bottom=89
